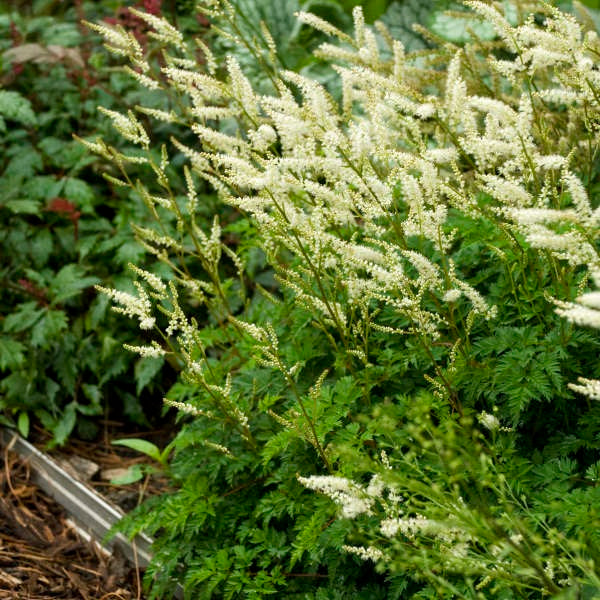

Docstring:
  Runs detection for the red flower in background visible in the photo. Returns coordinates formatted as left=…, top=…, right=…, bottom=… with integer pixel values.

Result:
left=46, top=198, right=82, bottom=241
left=18, top=279, right=48, bottom=307
left=103, top=0, right=162, bottom=46
left=143, top=0, right=162, bottom=15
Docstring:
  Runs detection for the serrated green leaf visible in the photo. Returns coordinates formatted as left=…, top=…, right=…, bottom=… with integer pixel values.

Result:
left=0, top=372, right=31, bottom=401
left=45, top=378, right=60, bottom=406
left=22, top=175, right=64, bottom=201
left=86, top=294, right=109, bottom=331
left=50, top=402, right=77, bottom=446
left=115, top=241, right=145, bottom=266
left=4, top=146, right=43, bottom=178
left=54, top=343, right=77, bottom=395
left=30, top=229, right=54, bottom=268
left=63, top=177, right=95, bottom=212
left=49, top=264, right=99, bottom=304
left=30, top=309, right=68, bottom=347
left=134, top=356, right=165, bottom=396
left=3, top=302, right=44, bottom=333
left=0, top=90, right=37, bottom=126
left=4, top=199, right=41, bottom=215
left=39, top=137, right=86, bottom=170
left=75, top=401, right=103, bottom=416
left=41, top=22, right=82, bottom=46
left=38, top=137, right=68, bottom=160
left=0, top=337, right=26, bottom=370
left=81, top=383, right=102, bottom=405
left=77, top=233, right=99, bottom=261
left=586, top=462, right=600, bottom=482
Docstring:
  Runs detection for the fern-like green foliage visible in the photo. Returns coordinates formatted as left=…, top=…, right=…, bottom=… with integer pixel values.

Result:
left=89, top=0, right=600, bottom=597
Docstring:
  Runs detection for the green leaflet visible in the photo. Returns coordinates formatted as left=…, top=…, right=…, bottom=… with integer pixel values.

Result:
left=30, top=309, right=68, bottom=348
left=0, top=338, right=26, bottom=371
left=134, top=356, right=165, bottom=396
left=0, top=90, right=37, bottom=127
left=3, top=302, right=44, bottom=333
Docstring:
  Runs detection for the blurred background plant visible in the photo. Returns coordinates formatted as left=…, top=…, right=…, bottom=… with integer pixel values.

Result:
left=0, top=0, right=190, bottom=443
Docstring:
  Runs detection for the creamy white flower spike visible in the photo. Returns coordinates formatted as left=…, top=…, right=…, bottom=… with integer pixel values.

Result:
left=479, top=411, right=500, bottom=432
left=555, top=300, right=600, bottom=329
left=123, top=342, right=166, bottom=358
left=342, top=545, right=385, bottom=562
left=297, top=475, right=374, bottom=518
left=569, top=378, right=600, bottom=400
left=96, top=283, right=155, bottom=330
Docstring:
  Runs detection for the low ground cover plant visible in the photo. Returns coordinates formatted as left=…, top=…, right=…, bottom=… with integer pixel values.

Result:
left=0, top=0, right=209, bottom=442
left=85, top=0, right=600, bottom=597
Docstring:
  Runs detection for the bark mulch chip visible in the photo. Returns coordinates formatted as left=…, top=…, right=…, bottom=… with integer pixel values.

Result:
left=0, top=445, right=144, bottom=600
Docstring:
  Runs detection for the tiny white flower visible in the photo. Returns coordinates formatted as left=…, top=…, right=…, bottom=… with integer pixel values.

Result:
left=443, top=289, right=462, bottom=303
left=479, top=411, right=500, bottom=432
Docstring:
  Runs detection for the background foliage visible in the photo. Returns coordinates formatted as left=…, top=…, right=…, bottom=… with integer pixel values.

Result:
left=0, top=0, right=438, bottom=442
left=0, top=0, right=188, bottom=442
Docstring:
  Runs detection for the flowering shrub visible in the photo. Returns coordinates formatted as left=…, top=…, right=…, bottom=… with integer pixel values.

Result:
left=90, top=0, right=600, bottom=597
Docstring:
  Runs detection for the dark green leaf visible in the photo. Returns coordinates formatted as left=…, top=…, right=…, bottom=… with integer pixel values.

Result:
left=0, top=338, right=26, bottom=370
left=134, top=356, right=165, bottom=396
left=49, top=264, right=99, bottom=304
left=0, top=90, right=37, bottom=126
left=30, top=229, right=54, bottom=267
left=63, top=178, right=95, bottom=212
left=51, top=402, right=77, bottom=446
left=115, top=241, right=145, bottom=266
left=30, top=310, right=68, bottom=348
left=3, top=302, right=44, bottom=333
left=4, top=199, right=42, bottom=215
left=81, top=383, right=102, bottom=405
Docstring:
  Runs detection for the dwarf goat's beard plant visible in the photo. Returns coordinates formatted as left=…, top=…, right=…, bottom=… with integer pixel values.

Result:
left=87, top=1, right=600, bottom=597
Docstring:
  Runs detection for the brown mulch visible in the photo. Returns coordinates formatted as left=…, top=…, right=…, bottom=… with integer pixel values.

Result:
left=32, top=422, right=175, bottom=513
left=0, top=445, right=144, bottom=600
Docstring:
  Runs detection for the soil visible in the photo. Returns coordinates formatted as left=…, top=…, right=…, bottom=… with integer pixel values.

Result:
left=0, top=445, right=144, bottom=600
left=0, top=419, right=178, bottom=599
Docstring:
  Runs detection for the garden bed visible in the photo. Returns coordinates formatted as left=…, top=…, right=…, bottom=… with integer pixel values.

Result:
left=0, top=425, right=182, bottom=599
left=0, top=441, right=143, bottom=599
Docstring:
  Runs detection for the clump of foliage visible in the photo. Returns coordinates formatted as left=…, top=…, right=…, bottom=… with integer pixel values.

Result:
left=89, top=0, right=600, bottom=597
left=0, top=0, right=186, bottom=443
